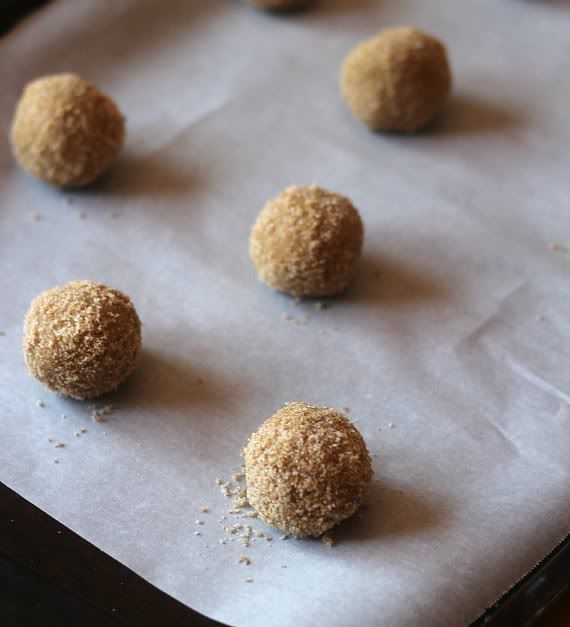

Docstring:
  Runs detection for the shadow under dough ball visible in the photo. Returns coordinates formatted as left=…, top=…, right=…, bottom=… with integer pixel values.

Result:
left=249, top=185, right=364, bottom=297
left=246, top=0, right=311, bottom=11
left=340, top=27, right=452, bottom=132
left=23, top=281, right=141, bottom=400
left=11, top=73, right=125, bottom=187
left=244, top=402, right=373, bottom=537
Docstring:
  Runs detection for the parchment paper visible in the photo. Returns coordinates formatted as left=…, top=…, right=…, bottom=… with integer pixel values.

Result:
left=1, top=1, right=569, bottom=625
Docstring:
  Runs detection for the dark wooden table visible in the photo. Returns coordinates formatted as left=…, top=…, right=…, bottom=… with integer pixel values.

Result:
left=0, top=483, right=221, bottom=627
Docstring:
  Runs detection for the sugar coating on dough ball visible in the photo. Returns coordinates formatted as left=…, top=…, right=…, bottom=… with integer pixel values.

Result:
left=244, top=402, right=373, bottom=537
left=247, top=0, right=311, bottom=11
left=340, top=27, right=451, bottom=132
left=249, top=185, right=364, bottom=297
left=23, top=281, right=141, bottom=400
left=11, top=73, right=125, bottom=187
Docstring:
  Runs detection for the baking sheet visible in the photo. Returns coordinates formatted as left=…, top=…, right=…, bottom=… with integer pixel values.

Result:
left=1, top=1, right=569, bottom=625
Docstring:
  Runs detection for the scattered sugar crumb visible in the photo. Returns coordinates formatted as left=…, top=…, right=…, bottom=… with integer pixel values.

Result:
left=80, top=427, right=87, bottom=433
left=36, top=400, right=45, bottom=408
left=279, top=535, right=289, bottom=541
left=90, top=406, right=112, bottom=423
left=342, top=406, right=351, bottom=413
left=193, top=531, right=201, bottom=536
left=215, top=478, right=223, bottom=485
left=31, top=211, right=42, bottom=221
left=231, top=471, right=245, bottom=481
left=199, top=507, right=209, bottom=513
left=54, top=441, right=65, bottom=448
left=238, top=556, right=251, bottom=565
left=220, top=482, right=232, bottom=497
left=74, top=432, right=80, bottom=437
left=195, top=520, right=204, bottom=525
left=53, top=459, right=59, bottom=464
left=314, top=301, right=330, bottom=311
left=388, top=423, right=395, bottom=429
left=244, top=578, right=254, bottom=583
left=321, top=533, right=335, bottom=547
left=224, top=525, right=242, bottom=534
left=281, top=565, right=287, bottom=568
left=61, top=414, right=66, bottom=419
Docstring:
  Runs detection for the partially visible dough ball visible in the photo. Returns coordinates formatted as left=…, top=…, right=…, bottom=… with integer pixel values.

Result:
left=247, top=0, right=311, bottom=10
left=340, top=27, right=451, bottom=132
left=249, top=185, right=364, bottom=297
left=23, top=281, right=141, bottom=400
left=11, top=73, right=125, bottom=187
left=244, top=402, right=373, bottom=537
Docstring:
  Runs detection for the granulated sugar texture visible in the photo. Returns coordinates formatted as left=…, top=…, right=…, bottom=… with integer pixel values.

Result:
left=249, top=185, right=364, bottom=297
left=341, top=28, right=451, bottom=132
left=244, top=402, right=372, bottom=537
left=23, top=281, right=141, bottom=400
left=11, top=73, right=125, bottom=187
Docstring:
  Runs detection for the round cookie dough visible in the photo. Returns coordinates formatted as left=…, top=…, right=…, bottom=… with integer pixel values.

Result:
left=11, top=73, right=125, bottom=187
left=244, top=402, right=372, bottom=537
left=249, top=185, right=364, bottom=297
left=247, top=0, right=311, bottom=11
left=340, top=27, right=451, bottom=132
left=23, top=280, right=141, bottom=400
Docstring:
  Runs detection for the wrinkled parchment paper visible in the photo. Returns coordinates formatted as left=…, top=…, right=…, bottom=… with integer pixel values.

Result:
left=1, top=1, right=569, bottom=625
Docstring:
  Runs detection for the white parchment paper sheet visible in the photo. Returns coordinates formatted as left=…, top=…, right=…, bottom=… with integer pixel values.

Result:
left=1, top=1, right=569, bottom=625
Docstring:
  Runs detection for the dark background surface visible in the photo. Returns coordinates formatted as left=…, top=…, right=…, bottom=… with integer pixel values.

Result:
left=0, top=483, right=221, bottom=627
left=1, top=3, right=568, bottom=627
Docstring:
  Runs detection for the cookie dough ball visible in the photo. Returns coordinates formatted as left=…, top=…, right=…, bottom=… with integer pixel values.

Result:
left=11, top=73, right=125, bottom=187
left=249, top=185, right=364, bottom=297
left=23, top=281, right=141, bottom=400
left=247, top=0, right=310, bottom=11
left=244, top=402, right=372, bottom=537
left=340, top=28, right=451, bottom=132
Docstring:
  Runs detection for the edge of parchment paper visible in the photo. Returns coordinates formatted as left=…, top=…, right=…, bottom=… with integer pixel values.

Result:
left=0, top=0, right=50, bottom=35
left=470, top=532, right=570, bottom=626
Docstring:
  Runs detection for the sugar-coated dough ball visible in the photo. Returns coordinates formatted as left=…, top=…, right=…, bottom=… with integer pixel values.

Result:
left=11, top=73, right=125, bottom=187
left=244, top=402, right=373, bottom=537
left=249, top=185, right=364, bottom=297
left=247, top=0, right=311, bottom=10
left=23, top=281, right=141, bottom=400
left=340, top=28, right=451, bottom=132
